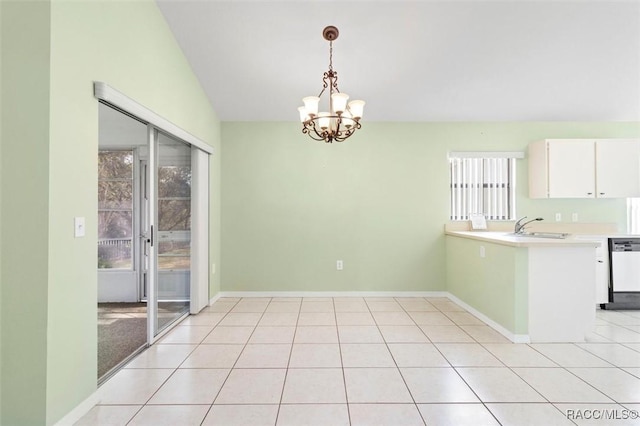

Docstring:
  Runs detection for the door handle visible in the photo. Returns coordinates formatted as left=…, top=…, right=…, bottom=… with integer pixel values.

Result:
left=150, top=225, right=154, bottom=247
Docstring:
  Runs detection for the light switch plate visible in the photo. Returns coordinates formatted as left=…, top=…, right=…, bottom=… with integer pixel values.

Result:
left=74, top=217, right=85, bottom=238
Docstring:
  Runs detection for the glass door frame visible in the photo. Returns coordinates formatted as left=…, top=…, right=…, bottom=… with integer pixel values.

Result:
left=145, top=127, right=195, bottom=343
left=146, top=125, right=159, bottom=343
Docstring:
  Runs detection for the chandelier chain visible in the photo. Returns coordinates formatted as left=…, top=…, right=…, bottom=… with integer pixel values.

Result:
left=329, top=40, right=333, bottom=72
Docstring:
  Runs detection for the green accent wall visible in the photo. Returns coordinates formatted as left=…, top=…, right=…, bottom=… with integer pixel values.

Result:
left=221, top=121, right=639, bottom=293
left=1, top=1, right=52, bottom=424
left=446, top=235, right=529, bottom=334
left=0, top=0, right=4, bottom=419
left=1, top=0, right=221, bottom=424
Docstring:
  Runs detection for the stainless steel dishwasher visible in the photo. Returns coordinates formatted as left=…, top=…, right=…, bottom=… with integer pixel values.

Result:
left=603, top=238, right=640, bottom=309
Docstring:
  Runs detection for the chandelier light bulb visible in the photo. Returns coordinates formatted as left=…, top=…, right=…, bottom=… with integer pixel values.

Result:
left=348, top=100, right=365, bottom=120
left=318, top=112, right=331, bottom=130
left=302, top=96, right=320, bottom=117
left=331, top=93, right=349, bottom=114
left=297, top=106, right=309, bottom=123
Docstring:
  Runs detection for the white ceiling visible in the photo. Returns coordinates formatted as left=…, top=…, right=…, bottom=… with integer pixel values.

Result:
left=156, top=0, right=640, bottom=122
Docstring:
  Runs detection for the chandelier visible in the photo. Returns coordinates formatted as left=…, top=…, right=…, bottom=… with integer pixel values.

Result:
left=297, top=26, right=365, bottom=143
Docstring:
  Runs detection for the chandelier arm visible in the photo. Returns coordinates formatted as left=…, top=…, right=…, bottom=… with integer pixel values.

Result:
left=313, top=125, right=329, bottom=142
left=332, top=73, right=339, bottom=92
left=302, top=125, right=327, bottom=142
left=308, top=119, right=332, bottom=142
left=333, top=131, right=351, bottom=143
left=334, top=116, right=342, bottom=136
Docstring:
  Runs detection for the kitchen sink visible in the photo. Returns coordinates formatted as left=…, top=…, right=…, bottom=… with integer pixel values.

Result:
left=515, top=232, right=570, bottom=239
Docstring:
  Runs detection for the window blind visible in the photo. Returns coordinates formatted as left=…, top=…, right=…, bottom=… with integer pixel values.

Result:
left=450, top=157, right=516, bottom=221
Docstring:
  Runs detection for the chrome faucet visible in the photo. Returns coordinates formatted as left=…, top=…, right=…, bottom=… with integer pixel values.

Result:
left=514, top=216, right=544, bottom=234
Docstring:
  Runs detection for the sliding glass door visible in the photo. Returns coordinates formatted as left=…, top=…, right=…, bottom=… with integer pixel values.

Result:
left=96, top=85, right=212, bottom=380
left=141, top=127, right=204, bottom=344
left=155, top=132, right=192, bottom=332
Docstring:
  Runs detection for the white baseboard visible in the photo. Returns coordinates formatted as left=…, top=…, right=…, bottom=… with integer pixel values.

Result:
left=446, top=293, right=530, bottom=343
left=209, top=292, right=222, bottom=306
left=53, top=392, right=99, bottom=426
left=216, top=290, right=528, bottom=342
left=217, top=291, right=449, bottom=298
left=217, top=290, right=527, bottom=343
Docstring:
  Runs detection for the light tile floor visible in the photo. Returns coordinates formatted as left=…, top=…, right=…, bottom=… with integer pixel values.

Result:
left=77, top=297, right=640, bottom=425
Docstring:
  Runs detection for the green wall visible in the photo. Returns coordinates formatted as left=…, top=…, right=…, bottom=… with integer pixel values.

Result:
left=446, top=236, right=529, bottom=334
left=1, top=0, right=221, bottom=424
left=1, top=1, right=52, bottom=424
left=221, top=121, right=639, bottom=293
left=0, top=0, right=3, bottom=419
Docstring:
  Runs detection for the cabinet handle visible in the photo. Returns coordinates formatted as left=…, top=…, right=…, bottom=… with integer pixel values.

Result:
left=597, top=260, right=604, bottom=263
left=599, top=192, right=605, bottom=195
left=587, top=192, right=593, bottom=195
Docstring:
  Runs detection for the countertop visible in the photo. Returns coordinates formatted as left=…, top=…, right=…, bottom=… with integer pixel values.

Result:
left=445, top=230, right=602, bottom=248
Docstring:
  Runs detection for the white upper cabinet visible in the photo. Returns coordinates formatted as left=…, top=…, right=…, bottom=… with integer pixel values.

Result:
left=548, top=139, right=596, bottom=198
left=529, top=138, right=640, bottom=199
left=596, top=139, right=640, bottom=198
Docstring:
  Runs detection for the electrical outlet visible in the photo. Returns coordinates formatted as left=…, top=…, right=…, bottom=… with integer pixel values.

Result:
left=336, top=260, right=343, bottom=270
left=555, top=213, right=562, bottom=222
left=479, top=246, right=486, bottom=258
left=572, top=213, right=578, bottom=222
left=211, top=263, right=216, bottom=275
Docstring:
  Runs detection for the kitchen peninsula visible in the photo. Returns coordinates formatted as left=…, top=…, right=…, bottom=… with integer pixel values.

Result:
left=445, top=229, right=600, bottom=342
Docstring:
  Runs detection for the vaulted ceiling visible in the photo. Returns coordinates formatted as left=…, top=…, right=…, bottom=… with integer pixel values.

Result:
left=156, top=0, right=640, bottom=122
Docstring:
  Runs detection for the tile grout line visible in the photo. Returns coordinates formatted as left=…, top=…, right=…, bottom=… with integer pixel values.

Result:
left=417, top=299, right=517, bottom=426
left=273, top=297, right=303, bottom=426
left=477, top=341, right=615, bottom=423
left=333, top=297, right=353, bottom=426
left=386, top=296, right=428, bottom=426
left=196, top=297, right=241, bottom=426
left=125, top=298, right=242, bottom=425
left=523, top=340, right=626, bottom=413
left=403, top=297, right=505, bottom=426
left=201, top=297, right=267, bottom=424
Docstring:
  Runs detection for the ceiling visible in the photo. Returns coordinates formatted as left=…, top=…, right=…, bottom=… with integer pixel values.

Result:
left=156, top=0, right=640, bottom=122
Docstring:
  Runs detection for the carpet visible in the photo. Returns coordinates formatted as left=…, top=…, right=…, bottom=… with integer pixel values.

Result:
left=98, top=303, right=147, bottom=379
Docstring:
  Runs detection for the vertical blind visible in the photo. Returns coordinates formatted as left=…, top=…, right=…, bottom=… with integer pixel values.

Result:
left=450, top=157, right=516, bottom=221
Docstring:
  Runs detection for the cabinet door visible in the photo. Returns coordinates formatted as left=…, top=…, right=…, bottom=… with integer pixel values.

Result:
left=595, top=139, right=640, bottom=198
left=547, top=139, right=596, bottom=198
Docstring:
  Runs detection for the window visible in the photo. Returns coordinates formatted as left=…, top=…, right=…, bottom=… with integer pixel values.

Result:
left=449, top=153, right=518, bottom=221
left=628, top=198, right=640, bottom=234
left=98, top=150, right=134, bottom=269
